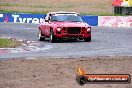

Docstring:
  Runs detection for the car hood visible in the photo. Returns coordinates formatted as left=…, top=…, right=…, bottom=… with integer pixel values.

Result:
left=51, top=22, right=89, bottom=28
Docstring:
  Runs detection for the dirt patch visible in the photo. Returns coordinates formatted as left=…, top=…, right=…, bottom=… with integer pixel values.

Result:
left=0, top=56, right=132, bottom=88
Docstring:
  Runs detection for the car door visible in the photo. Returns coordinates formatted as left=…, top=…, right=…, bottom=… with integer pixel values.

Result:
left=40, top=18, right=46, bottom=35
left=44, top=15, right=51, bottom=37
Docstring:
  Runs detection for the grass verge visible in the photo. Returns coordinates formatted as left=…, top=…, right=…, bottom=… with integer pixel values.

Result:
left=0, top=38, right=20, bottom=48
left=0, top=9, right=119, bottom=16
left=0, top=0, right=129, bottom=16
left=0, top=0, right=113, bottom=15
left=0, top=9, right=48, bottom=14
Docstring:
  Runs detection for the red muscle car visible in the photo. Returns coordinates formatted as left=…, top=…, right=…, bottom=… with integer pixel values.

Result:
left=39, top=11, right=91, bottom=43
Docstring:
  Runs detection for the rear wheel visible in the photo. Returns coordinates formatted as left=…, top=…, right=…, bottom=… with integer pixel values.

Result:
left=84, top=37, right=91, bottom=42
left=50, top=30, right=56, bottom=43
left=38, top=30, right=45, bottom=41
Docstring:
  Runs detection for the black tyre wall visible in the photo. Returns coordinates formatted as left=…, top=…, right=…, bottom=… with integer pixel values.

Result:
left=113, top=6, right=122, bottom=14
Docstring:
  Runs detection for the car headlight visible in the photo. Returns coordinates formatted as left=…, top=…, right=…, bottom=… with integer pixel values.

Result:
left=57, top=27, right=61, bottom=32
left=87, top=27, right=91, bottom=31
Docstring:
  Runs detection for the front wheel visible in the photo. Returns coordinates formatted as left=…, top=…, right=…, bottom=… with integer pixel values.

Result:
left=84, top=37, right=91, bottom=42
left=50, top=30, right=56, bottom=43
left=38, top=30, right=45, bottom=41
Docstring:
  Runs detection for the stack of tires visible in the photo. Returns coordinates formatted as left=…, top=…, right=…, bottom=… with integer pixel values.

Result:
left=113, top=6, right=132, bottom=15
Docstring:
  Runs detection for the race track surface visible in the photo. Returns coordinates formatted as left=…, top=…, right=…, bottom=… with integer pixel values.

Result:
left=0, top=23, right=132, bottom=59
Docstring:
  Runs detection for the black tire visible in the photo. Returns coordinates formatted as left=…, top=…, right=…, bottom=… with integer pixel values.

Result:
left=76, top=76, right=87, bottom=86
left=130, top=7, right=132, bottom=13
left=38, top=29, right=45, bottom=41
left=122, top=7, right=130, bottom=15
left=113, top=6, right=118, bottom=14
left=84, top=37, right=91, bottom=42
left=50, top=30, right=56, bottom=43
left=118, top=7, right=123, bottom=14
left=113, top=6, right=122, bottom=14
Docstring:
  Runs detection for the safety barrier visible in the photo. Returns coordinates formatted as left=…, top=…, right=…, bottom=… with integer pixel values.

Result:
left=0, top=13, right=132, bottom=27
left=0, top=13, right=98, bottom=26
left=98, top=16, right=132, bottom=27
left=0, top=13, right=46, bottom=24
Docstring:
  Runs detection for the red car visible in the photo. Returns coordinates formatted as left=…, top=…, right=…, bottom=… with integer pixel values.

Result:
left=39, top=11, right=91, bottom=43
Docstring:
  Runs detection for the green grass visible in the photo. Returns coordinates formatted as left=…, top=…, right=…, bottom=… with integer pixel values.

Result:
left=0, top=9, right=48, bottom=14
left=0, top=9, right=126, bottom=16
left=0, top=9, right=21, bottom=13
left=0, top=0, right=113, bottom=15
left=0, top=9, right=128, bottom=16
left=0, top=38, right=20, bottom=48
left=0, top=3, right=20, bottom=6
left=0, top=0, right=128, bottom=16
left=0, top=9, right=116, bottom=16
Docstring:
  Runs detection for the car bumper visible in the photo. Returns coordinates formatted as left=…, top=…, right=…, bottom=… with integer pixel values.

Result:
left=54, top=33, right=91, bottom=39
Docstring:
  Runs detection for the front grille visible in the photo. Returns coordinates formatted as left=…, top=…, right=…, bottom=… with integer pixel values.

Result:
left=67, top=27, right=81, bottom=34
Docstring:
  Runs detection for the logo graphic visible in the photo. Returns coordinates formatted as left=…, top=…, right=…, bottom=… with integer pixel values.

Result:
left=76, top=67, right=131, bottom=85
left=4, top=16, right=8, bottom=22
left=12, top=14, right=43, bottom=24
left=0, top=14, right=3, bottom=18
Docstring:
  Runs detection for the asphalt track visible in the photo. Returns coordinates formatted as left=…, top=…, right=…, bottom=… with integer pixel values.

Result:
left=0, top=23, right=132, bottom=59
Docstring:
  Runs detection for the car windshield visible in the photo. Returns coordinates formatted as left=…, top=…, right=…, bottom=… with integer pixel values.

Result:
left=51, top=14, right=83, bottom=22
